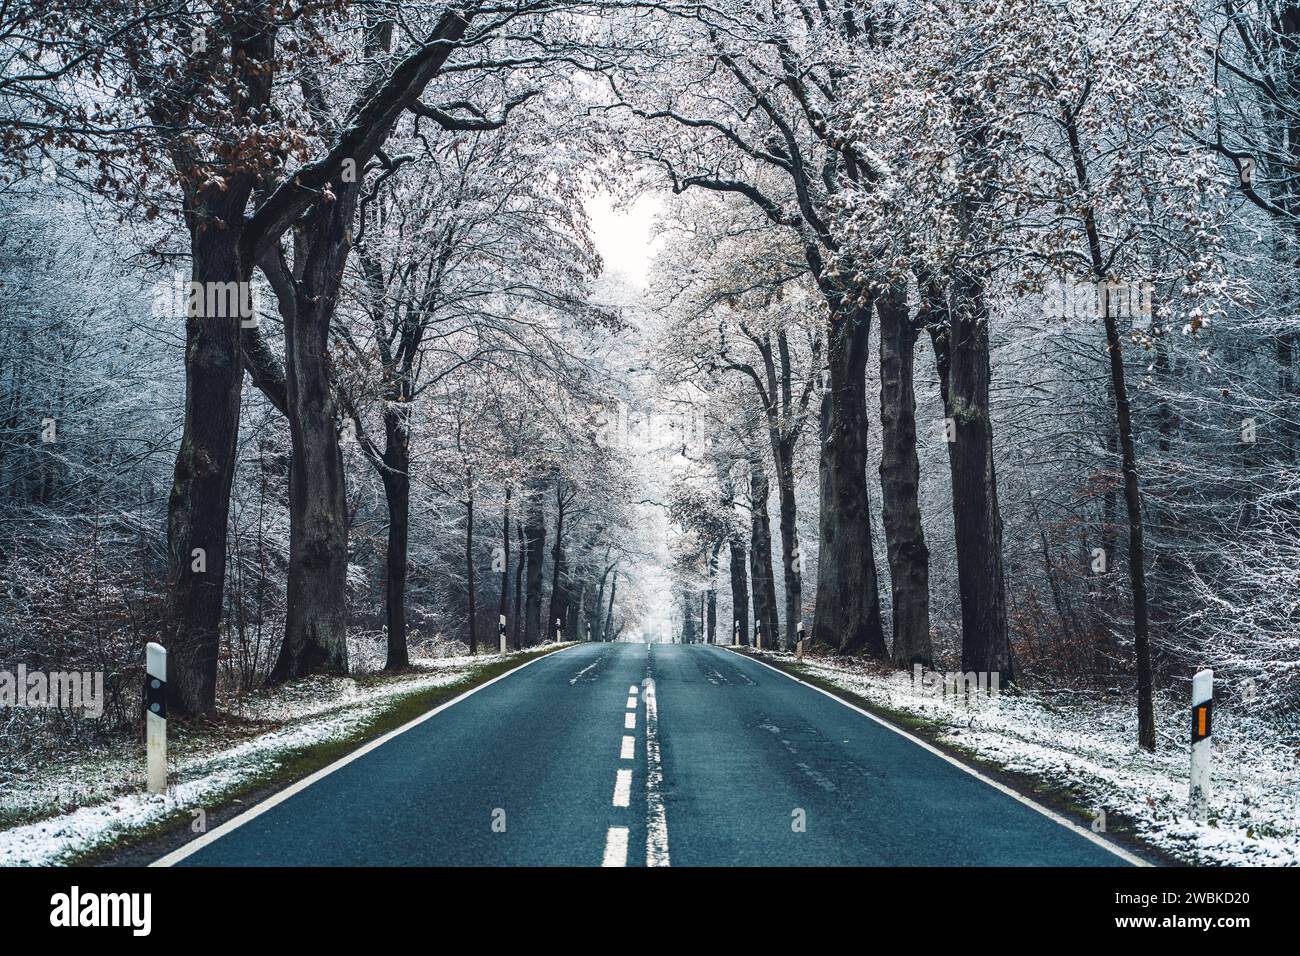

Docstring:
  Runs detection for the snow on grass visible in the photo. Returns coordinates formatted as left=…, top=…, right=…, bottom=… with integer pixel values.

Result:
left=0, top=643, right=561, bottom=866
left=759, top=650, right=1300, bottom=866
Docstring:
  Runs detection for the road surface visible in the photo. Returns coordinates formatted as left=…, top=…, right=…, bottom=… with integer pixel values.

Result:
left=160, top=643, right=1138, bottom=867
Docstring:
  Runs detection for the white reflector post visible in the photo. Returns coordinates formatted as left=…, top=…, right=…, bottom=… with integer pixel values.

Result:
left=499, top=614, right=507, bottom=655
left=145, top=642, right=167, bottom=795
left=1189, top=668, right=1213, bottom=821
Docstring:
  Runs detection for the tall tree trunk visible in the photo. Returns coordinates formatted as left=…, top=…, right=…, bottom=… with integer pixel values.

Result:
left=593, top=564, right=610, bottom=643
left=748, top=456, right=780, bottom=649
left=547, top=485, right=567, bottom=642
left=164, top=221, right=250, bottom=715
left=270, top=203, right=352, bottom=683
left=811, top=298, right=887, bottom=656
left=161, top=12, right=276, bottom=717
left=933, top=279, right=1013, bottom=680
left=512, top=519, right=526, bottom=650
left=1065, top=109, right=1153, bottom=747
left=772, top=439, right=802, bottom=650
left=877, top=284, right=933, bottom=668
left=465, top=485, right=477, bottom=654
left=523, top=483, right=546, bottom=646
left=1101, top=299, right=1155, bottom=750
left=729, top=533, right=749, bottom=646
left=498, top=485, right=511, bottom=647
left=381, top=404, right=410, bottom=670
left=707, top=540, right=720, bottom=644
left=603, top=570, right=618, bottom=643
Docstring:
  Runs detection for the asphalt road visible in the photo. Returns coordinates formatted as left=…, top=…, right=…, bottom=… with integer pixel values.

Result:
left=162, top=643, right=1136, bottom=867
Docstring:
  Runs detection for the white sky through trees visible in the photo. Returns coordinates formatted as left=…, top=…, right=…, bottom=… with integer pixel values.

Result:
left=586, top=191, right=664, bottom=287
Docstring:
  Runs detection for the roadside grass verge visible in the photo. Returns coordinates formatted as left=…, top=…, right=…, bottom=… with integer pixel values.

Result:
left=0, top=644, right=573, bottom=866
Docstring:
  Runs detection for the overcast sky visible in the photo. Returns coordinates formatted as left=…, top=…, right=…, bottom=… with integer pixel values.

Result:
left=585, top=191, right=665, bottom=287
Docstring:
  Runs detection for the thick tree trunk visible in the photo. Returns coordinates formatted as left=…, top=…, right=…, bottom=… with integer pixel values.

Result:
left=270, top=203, right=353, bottom=683
left=523, top=483, right=546, bottom=646
left=161, top=14, right=276, bottom=717
left=932, top=279, right=1013, bottom=681
left=811, top=299, right=888, bottom=657
left=729, top=533, right=749, bottom=646
left=748, top=456, right=780, bottom=649
left=164, top=222, right=250, bottom=715
left=381, top=404, right=410, bottom=670
left=877, top=284, right=933, bottom=668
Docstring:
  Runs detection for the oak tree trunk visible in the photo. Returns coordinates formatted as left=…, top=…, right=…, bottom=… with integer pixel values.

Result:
left=523, top=483, right=546, bottom=646
left=811, top=298, right=887, bottom=657
left=877, top=284, right=933, bottom=668
left=748, top=457, right=780, bottom=648
left=381, top=404, right=410, bottom=670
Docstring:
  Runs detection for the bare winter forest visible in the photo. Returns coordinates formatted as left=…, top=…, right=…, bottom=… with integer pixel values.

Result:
left=1, top=0, right=1298, bottom=866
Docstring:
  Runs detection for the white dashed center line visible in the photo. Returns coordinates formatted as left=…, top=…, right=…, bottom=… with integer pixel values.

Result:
left=620, top=735, right=635, bottom=760
left=628, top=685, right=638, bottom=695
left=612, top=768, right=633, bottom=807
left=626, top=696, right=638, bottom=709
left=602, top=826, right=629, bottom=867
left=624, top=712, right=636, bottom=729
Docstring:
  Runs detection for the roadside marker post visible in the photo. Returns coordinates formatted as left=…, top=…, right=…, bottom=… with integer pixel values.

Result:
left=555, top=617, right=562, bottom=644
left=1189, top=668, right=1213, bottom=821
left=756, top=621, right=762, bottom=651
left=796, top=620, right=805, bottom=662
left=733, top=620, right=739, bottom=646
left=499, top=614, right=507, bottom=655
left=145, top=642, right=167, bottom=794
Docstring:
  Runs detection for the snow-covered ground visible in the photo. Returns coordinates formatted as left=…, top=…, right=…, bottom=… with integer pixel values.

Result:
left=0, top=642, right=566, bottom=866
left=753, top=649, right=1300, bottom=866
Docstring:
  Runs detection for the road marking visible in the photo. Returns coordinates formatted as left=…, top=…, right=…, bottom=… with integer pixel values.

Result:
left=613, top=768, right=633, bottom=807
left=643, top=673, right=670, bottom=867
left=151, top=645, right=578, bottom=867
left=569, top=659, right=601, bottom=685
left=629, top=685, right=638, bottom=695
left=722, top=647, right=1150, bottom=867
left=602, top=826, right=629, bottom=867
left=626, top=696, right=638, bottom=709
left=624, top=712, right=636, bottom=729
left=621, top=735, right=635, bottom=760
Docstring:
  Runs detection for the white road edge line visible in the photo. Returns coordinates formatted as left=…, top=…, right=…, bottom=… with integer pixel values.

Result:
left=620, top=735, right=635, bottom=760
left=624, top=712, right=636, bottom=729
left=602, top=826, right=629, bottom=867
left=151, top=645, right=579, bottom=867
left=613, top=768, right=633, bottom=807
left=722, top=647, right=1150, bottom=868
